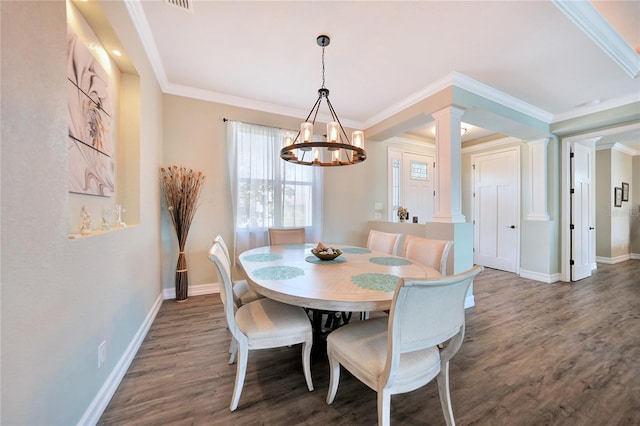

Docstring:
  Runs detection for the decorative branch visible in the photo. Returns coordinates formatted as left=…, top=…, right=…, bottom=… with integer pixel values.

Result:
left=160, top=165, right=206, bottom=301
left=161, top=165, right=206, bottom=247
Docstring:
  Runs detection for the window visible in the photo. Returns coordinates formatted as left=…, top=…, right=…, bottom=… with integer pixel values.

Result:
left=410, top=160, right=428, bottom=181
left=391, top=157, right=401, bottom=218
left=227, top=121, right=322, bottom=255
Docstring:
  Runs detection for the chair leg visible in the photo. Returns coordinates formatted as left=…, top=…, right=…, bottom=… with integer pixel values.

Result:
left=228, top=337, right=237, bottom=365
left=377, top=388, right=391, bottom=426
left=437, top=361, right=455, bottom=426
left=325, top=351, right=341, bottom=404
left=301, top=339, right=314, bottom=391
left=230, top=343, right=248, bottom=411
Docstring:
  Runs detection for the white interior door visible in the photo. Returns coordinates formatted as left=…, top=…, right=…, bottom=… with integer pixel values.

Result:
left=472, top=148, right=520, bottom=273
left=570, top=142, right=594, bottom=281
left=402, top=153, right=434, bottom=222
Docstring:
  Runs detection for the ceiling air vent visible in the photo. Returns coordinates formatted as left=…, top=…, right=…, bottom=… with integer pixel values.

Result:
left=165, top=0, right=192, bottom=12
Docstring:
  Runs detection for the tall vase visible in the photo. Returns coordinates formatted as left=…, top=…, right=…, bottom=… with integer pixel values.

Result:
left=175, top=250, right=188, bottom=302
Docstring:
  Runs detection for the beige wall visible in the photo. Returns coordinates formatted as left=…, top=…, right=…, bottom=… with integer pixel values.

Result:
left=596, top=149, right=612, bottom=258
left=596, top=147, right=636, bottom=260
left=1, top=1, right=163, bottom=423
left=610, top=149, right=633, bottom=258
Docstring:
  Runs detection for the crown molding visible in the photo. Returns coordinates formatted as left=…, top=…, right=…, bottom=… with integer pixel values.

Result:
left=365, top=72, right=554, bottom=129
left=552, top=0, right=640, bottom=79
left=461, top=136, right=522, bottom=154
left=596, top=141, right=639, bottom=156
left=163, top=82, right=364, bottom=129
left=451, top=72, right=554, bottom=123
left=365, top=73, right=456, bottom=129
left=124, top=0, right=168, bottom=87
left=385, top=136, right=435, bottom=150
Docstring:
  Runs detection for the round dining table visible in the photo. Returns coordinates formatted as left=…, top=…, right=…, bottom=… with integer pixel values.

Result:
left=238, top=243, right=441, bottom=312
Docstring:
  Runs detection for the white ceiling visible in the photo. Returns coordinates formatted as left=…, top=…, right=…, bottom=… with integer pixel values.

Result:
left=122, top=0, right=639, bottom=151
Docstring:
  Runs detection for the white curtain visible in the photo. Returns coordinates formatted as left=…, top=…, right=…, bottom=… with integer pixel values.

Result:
left=226, top=120, right=323, bottom=259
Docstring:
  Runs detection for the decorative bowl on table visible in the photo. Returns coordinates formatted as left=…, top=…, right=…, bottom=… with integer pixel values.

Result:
left=311, top=243, right=342, bottom=261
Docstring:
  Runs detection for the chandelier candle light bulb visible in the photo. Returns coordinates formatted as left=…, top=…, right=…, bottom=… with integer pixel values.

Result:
left=301, top=122, right=313, bottom=146
left=327, top=122, right=339, bottom=143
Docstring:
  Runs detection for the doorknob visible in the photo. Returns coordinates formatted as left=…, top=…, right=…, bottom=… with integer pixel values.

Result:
left=509, top=225, right=516, bottom=229
left=589, top=226, right=595, bottom=230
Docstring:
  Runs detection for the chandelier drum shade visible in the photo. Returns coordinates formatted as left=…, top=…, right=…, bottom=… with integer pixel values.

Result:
left=280, top=35, right=366, bottom=167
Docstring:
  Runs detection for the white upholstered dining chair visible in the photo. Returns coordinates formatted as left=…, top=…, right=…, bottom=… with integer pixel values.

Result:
left=367, top=229, right=402, bottom=255
left=402, top=234, right=453, bottom=275
left=325, top=265, right=483, bottom=426
left=214, top=235, right=265, bottom=363
left=361, top=229, right=403, bottom=320
left=268, top=227, right=306, bottom=246
left=208, top=243, right=314, bottom=411
left=214, top=235, right=263, bottom=307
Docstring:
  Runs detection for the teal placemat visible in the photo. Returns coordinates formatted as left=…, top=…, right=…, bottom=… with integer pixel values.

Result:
left=351, top=273, right=401, bottom=292
left=252, top=266, right=304, bottom=280
left=305, top=255, right=347, bottom=265
left=369, top=257, right=412, bottom=266
left=341, top=247, right=371, bottom=254
left=283, top=244, right=314, bottom=249
left=242, top=253, right=282, bottom=262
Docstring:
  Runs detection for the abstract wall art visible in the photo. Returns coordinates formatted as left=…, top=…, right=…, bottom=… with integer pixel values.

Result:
left=67, top=24, right=115, bottom=197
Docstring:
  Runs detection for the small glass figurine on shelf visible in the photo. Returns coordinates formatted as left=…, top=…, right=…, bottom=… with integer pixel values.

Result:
left=80, top=205, right=92, bottom=235
left=115, top=204, right=127, bottom=228
left=101, top=207, right=111, bottom=231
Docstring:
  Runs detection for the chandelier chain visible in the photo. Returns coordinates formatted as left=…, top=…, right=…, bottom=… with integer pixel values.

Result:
left=321, top=47, right=326, bottom=89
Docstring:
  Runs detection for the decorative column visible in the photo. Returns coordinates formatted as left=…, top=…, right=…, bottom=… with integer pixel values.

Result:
left=527, top=138, right=550, bottom=221
left=431, top=106, right=466, bottom=223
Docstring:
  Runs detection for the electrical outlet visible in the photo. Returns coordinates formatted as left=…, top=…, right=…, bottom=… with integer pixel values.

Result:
left=98, top=340, right=106, bottom=368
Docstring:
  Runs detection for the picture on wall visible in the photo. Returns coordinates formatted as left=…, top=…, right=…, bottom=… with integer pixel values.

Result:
left=614, top=187, right=623, bottom=207
left=622, top=182, right=629, bottom=202
left=67, top=24, right=115, bottom=197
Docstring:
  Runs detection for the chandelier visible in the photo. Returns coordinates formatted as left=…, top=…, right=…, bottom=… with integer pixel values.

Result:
left=280, top=35, right=366, bottom=166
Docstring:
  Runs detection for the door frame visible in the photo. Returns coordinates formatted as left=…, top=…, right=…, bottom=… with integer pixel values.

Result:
left=560, top=123, right=639, bottom=281
left=471, top=146, right=521, bottom=273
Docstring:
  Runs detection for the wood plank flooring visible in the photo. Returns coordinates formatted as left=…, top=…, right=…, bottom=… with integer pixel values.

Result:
left=98, top=261, right=640, bottom=425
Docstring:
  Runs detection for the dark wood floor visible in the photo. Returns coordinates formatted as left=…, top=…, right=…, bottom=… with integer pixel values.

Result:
left=99, top=261, right=640, bottom=425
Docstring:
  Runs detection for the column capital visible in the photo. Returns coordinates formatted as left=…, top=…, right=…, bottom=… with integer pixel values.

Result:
left=431, top=105, right=465, bottom=121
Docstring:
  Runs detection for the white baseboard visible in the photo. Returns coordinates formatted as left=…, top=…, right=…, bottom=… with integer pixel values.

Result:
left=520, top=269, right=561, bottom=283
left=596, top=254, right=632, bottom=264
left=162, top=282, right=220, bottom=300
left=630, top=253, right=640, bottom=260
left=78, top=293, right=163, bottom=426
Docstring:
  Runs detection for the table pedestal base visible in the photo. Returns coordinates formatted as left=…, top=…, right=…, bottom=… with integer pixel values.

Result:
left=309, top=309, right=353, bottom=357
